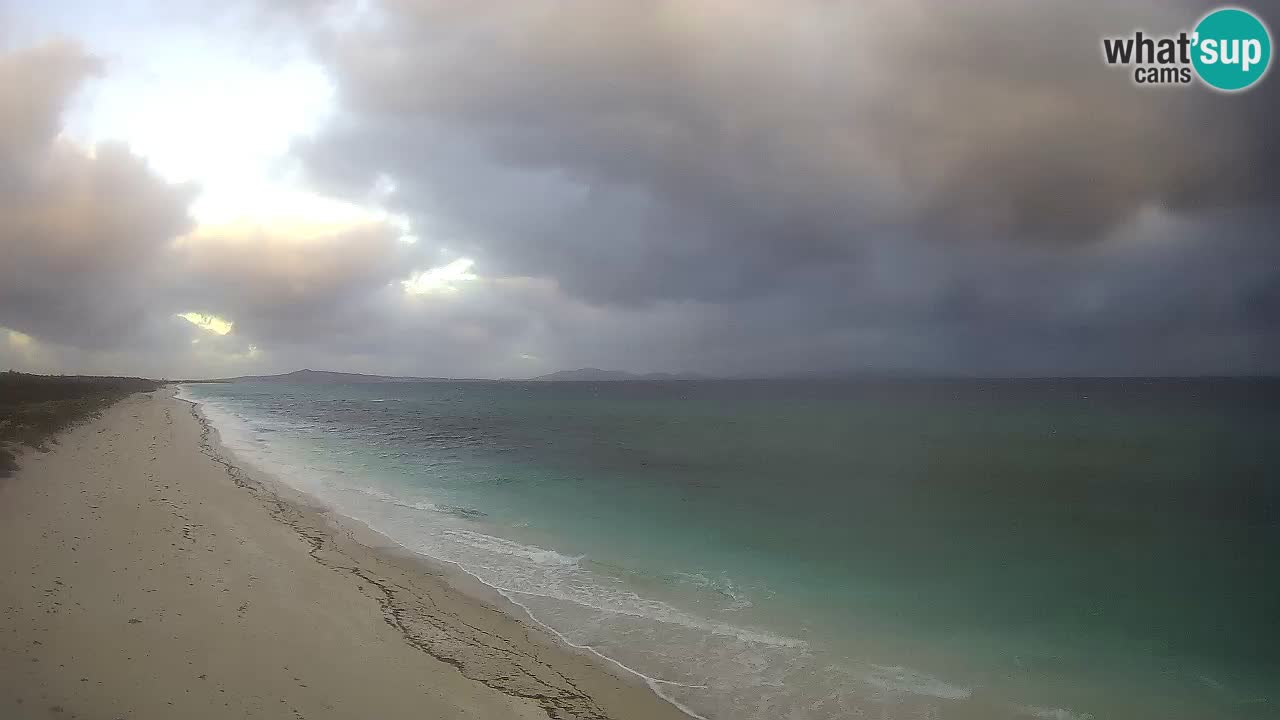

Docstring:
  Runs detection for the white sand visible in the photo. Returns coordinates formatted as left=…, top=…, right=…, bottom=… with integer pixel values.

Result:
left=0, top=390, right=689, bottom=720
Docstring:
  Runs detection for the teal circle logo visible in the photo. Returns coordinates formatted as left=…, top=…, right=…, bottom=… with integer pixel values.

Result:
left=1192, top=7, right=1272, bottom=91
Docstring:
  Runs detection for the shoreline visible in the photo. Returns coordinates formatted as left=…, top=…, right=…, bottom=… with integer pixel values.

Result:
left=172, top=384, right=1221, bottom=720
left=175, top=385, right=1004, bottom=720
left=0, top=389, right=689, bottom=720
left=177, top=388, right=705, bottom=720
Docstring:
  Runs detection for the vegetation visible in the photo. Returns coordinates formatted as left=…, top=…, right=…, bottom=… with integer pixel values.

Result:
left=0, top=371, right=164, bottom=476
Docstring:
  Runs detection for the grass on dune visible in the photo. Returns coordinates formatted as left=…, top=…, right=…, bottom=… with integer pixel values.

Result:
left=0, top=371, right=164, bottom=476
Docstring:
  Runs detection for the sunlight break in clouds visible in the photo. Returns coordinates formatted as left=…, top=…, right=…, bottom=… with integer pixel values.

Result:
left=402, top=259, right=479, bottom=295
left=177, top=313, right=234, bottom=336
left=6, top=330, right=34, bottom=349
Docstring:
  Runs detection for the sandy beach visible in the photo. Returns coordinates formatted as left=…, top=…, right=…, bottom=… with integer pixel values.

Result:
left=0, top=390, right=689, bottom=720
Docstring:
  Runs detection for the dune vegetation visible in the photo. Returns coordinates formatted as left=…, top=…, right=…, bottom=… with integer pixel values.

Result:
left=0, top=371, right=164, bottom=476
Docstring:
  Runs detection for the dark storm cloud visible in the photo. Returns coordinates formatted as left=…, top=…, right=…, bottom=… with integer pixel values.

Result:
left=288, top=0, right=1280, bottom=374
left=300, top=0, right=1277, bottom=302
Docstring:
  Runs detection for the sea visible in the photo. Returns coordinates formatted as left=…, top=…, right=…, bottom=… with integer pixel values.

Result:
left=178, top=378, right=1280, bottom=720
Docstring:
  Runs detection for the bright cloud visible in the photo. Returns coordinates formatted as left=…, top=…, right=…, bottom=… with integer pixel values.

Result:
left=402, top=259, right=479, bottom=296
left=7, top=330, right=34, bottom=348
left=177, top=312, right=233, bottom=335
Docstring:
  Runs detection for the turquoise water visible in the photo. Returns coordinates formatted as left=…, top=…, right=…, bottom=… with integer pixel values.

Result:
left=180, top=379, right=1280, bottom=719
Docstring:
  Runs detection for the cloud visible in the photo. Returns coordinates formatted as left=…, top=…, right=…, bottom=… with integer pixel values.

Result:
left=0, top=40, right=483, bottom=376
left=1, top=2, right=1277, bottom=378
left=402, top=258, right=477, bottom=295
left=0, top=40, right=441, bottom=375
left=0, top=40, right=99, bottom=164
left=298, top=1, right=1277, bottom=304
left=289, top=0, right=1279, bottom=373
left=0, top=42, right=195, bottom=349
left=169, top=221, right=415, bottom=343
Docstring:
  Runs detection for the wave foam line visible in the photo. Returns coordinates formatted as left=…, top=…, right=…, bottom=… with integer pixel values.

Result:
left=445, top=559, right=714, bottom=720
left=181, top=388, right=710, bottom=720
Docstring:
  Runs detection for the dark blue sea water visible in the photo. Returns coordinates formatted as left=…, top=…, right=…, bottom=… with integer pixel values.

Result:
left=180, top=378, right=1280, bottom=719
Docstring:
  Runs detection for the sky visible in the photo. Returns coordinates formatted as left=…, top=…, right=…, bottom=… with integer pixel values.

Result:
left=1, top=0, right=1277, bottom=379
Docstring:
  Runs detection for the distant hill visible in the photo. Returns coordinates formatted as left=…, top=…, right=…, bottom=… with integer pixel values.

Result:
left=531, top=368, right=706, bottom=381
left=183, top=367, right=708, bottom=384
left=190, top=369, right=451, bottom=384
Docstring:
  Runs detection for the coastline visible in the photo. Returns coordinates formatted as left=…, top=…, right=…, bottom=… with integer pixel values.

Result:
left=170, top=384, right=1015, bottom=720
left=0, top=389, right=689, bottom=720
left=167, top=382, right=1250, bottom=720
left=179, top=388, right=703, bottom=720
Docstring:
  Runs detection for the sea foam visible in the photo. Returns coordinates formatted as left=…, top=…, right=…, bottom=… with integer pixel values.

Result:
left=865, top=664, right=973, bottom=700
left=1017, top=705, right=1095, bottom=720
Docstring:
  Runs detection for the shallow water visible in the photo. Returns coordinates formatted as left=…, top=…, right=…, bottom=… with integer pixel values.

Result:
left=180, top=378, right=1280, bottom=719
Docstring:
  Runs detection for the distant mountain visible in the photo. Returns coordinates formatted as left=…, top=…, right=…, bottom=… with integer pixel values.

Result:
left=531, top=368, right=707, bottom=381
left=196, top=369, right=450, bottom=384
left=184, top=367, right=707, bottom=384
